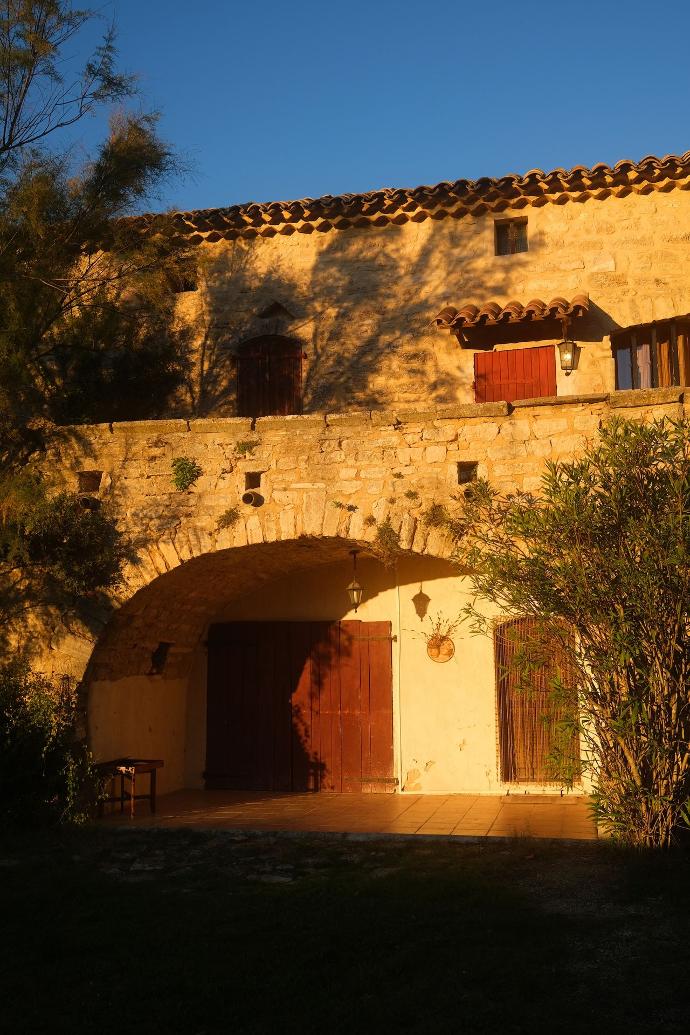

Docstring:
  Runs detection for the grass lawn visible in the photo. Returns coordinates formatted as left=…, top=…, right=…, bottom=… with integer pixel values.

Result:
left=2, top=827, right=690, bottom=1034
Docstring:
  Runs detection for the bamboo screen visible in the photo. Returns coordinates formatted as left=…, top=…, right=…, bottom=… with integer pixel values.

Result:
left=494, top=618, right=580, bottom=784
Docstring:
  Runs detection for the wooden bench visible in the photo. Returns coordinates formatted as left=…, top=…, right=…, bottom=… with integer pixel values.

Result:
left=96, top=758, right=164, bottom=818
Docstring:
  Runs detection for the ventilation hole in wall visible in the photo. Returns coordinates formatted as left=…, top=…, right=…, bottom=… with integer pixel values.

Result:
left=244, top=471, right=263, bottom=490
left=77, top=470, right=102, bottom=493
left=149, top=642, right=172, bottom=676
left=78, top=495, right=101, bottom=512
left=457, top=462, right=478, bottom=485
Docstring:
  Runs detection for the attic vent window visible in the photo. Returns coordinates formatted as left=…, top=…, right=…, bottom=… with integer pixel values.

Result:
left=77, top=470, right=102, bottom=493
left=457, top=462, right=478, bottom=485
left=495, top=219, right=528, bottom=256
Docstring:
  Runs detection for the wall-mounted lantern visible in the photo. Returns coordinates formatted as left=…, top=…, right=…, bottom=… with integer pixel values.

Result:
left=347, top=549, right=363, bottom=612
left=557, top=318, right=581, bottom=375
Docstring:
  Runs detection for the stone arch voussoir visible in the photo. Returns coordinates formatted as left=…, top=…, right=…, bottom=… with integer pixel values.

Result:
left=70, top=497, right=456, bottom=688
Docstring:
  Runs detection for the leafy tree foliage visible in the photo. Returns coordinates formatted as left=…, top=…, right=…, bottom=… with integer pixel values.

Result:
left=0, top=659, right=97, bottom=823
left=0, top=3, right=194, bottom=820
left=0, top=3, right=196, bottom=455
left=451, top=418, right=690, bottom=848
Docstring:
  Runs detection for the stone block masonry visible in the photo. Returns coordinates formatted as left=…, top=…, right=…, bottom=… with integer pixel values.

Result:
left=33, top=389, right=687, bottom=683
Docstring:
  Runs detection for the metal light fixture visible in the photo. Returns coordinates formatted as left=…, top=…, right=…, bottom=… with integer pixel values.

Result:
left=557, top=318, right=581, bottom=375
left=347, top=549, right=363, bottom=612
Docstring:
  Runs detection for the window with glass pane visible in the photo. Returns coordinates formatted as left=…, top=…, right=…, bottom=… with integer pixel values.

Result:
left=495, top=219, right=528, bottom=256
left=613, top=319, right=690, bottom=389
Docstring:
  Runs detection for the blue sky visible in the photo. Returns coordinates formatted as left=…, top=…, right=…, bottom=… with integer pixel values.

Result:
left=68, top=0, right=690, bottom=212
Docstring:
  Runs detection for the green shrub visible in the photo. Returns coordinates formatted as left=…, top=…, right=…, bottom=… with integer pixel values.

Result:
left=171, top=456, right=202, bottom=491
left=0, top=662, right=99, bottom=825
left=218, top=506, right=240, bottom=530
left=235, top=441, right=259, bottom=457
left=373, top=518, right=401, bottom=567
left=455, top=417, right=690, bottom=848
left=424, top=502, right=450, bottom=528
left=11, top=492, right=125, bottom=596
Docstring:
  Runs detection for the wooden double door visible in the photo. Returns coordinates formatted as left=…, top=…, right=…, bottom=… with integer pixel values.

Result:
left=206, top=621, right=394, bottom=793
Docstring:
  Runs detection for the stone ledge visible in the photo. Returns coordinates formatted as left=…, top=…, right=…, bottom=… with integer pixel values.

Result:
left=325, top=410, right=371, bottom=427
left=254, top=414, right=326, bottom=432
left=109, top=419, right=190, bottom=436
left=389, top=408, right=439, bottom=424
left=511, top=394, right=608, bottom=409
left=370, top=410, right=398, bottom=426
left=435, top=402, right=510, bottom=420
left=608, top=388, right=685, bottom=408
left=63, top=390, right=689, bottom=441
left=187, top=417, right=254, bottom=435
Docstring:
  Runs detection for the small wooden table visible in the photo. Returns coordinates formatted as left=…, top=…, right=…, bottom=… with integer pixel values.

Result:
left=96, top=758, right=164, bottom=818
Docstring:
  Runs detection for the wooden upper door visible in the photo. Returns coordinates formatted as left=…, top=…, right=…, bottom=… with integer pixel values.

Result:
left=236, top=336, right=302, bottom=417
left=495, top=618, right=580, bottom=784
left=205, top=621, right=394, bottom=792
left=474, top=345, right=556, bottom=403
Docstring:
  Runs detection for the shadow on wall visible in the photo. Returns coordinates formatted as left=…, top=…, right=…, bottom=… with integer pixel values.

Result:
left=181, top=221, right=538, bottom=416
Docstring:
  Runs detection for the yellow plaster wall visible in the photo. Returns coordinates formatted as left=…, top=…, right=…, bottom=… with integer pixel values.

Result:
left=178, top=555, right=553, bottom=796
left=89, top=676, right=187, bottom=795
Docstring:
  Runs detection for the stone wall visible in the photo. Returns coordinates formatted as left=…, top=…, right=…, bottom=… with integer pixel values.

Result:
left=41, top=388, right=688, bottom=685
left=175, top=187, right=690, bottom=416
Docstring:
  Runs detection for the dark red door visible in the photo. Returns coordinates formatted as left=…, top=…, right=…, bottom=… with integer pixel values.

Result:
left=474, top=345, right=556, bottom=403
left=205, top=621, right=394, bottom=792
left=236, top=336, right=302, bottom=417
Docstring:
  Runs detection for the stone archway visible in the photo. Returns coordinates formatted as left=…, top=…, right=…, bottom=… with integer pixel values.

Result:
left=82, top=531, right=461, bottom=796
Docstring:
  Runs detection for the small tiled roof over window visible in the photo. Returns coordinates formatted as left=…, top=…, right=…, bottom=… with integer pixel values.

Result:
left=435, top=294, right=589, bottom=331
left=135, top=153, right=690, bottom=243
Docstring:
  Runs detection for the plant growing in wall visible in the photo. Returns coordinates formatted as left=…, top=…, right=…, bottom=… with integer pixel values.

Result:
left=218, top=506, right=240, bottom=530
left=235, top=441, right=260, bottom=457
left=423, top=502, right=451, bottom=528
left=171, top=457, right=202, bottom=492
left=372, top=518, right=401, bottom=567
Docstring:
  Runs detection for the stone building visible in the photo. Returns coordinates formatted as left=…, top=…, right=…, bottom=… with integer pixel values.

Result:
left=41, top=152, right=690, bottom=798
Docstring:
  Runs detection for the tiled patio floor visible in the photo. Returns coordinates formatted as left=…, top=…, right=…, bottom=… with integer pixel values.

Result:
left=102, top=789, right=598, bottom=840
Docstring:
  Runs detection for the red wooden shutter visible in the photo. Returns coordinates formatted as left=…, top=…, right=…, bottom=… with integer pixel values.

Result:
left=474, top=345, right=556, bottom=403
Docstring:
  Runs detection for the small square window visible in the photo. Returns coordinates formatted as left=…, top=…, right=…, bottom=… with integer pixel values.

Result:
left=77, top=470, right=102, bottom=493
left=457, top=462, right=478, bottom=485
left=495, top=219, right=528, bottom=256
left=244, top=471, right=263, bottom=490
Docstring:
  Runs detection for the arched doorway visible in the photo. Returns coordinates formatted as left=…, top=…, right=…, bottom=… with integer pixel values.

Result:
left=82, top=538, right=467, bottom=798
left=236, top=335, right=303, bottom=417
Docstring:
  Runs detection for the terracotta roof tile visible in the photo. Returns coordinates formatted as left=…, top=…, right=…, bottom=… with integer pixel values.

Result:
left=435, top=294, right=589, bottom=330
left=134, top=153, right=690, bottom=243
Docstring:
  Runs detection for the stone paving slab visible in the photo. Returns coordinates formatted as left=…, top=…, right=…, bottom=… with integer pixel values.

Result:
left=101, top=790, right=597, bottom=841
